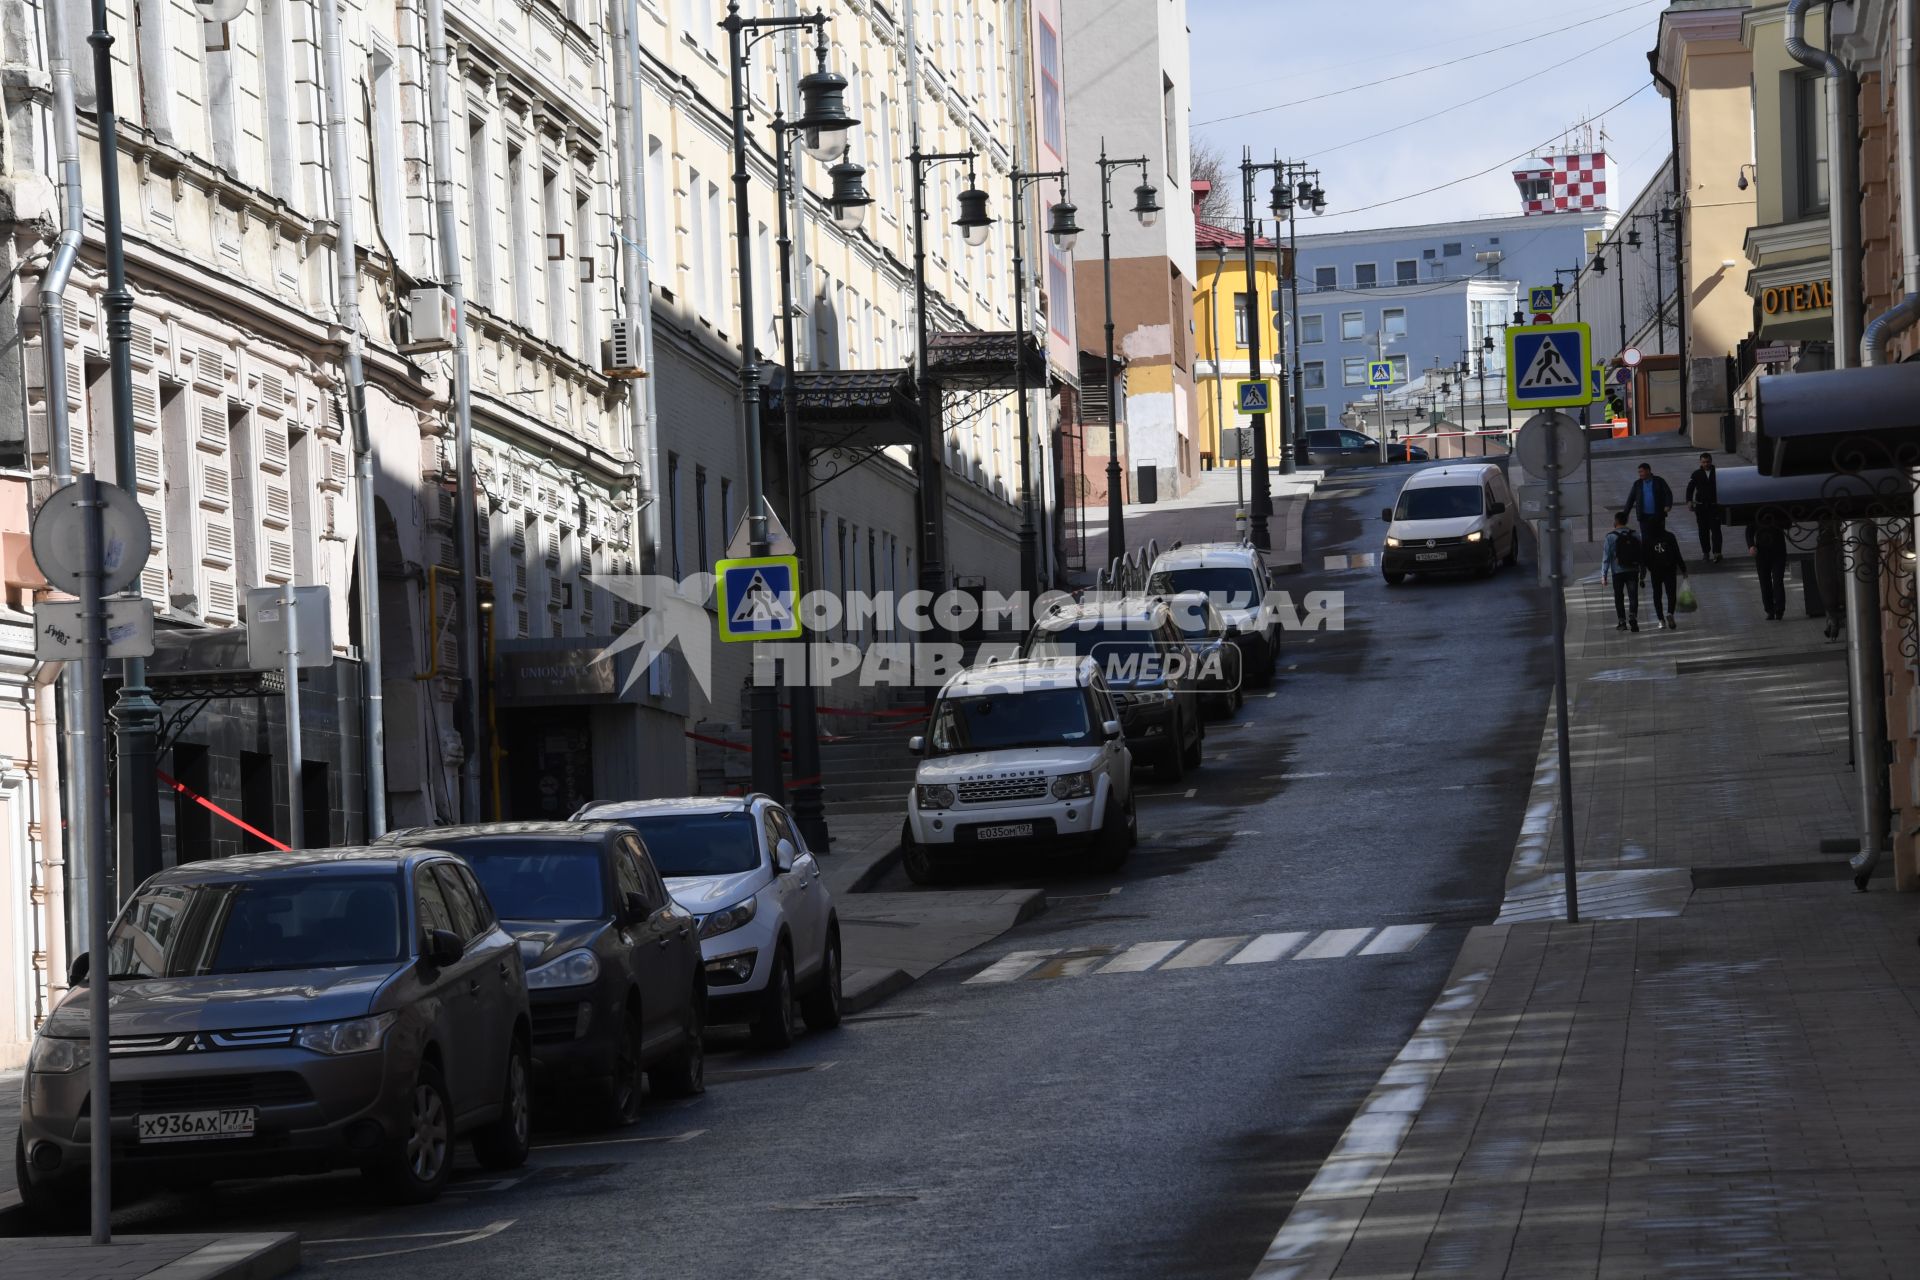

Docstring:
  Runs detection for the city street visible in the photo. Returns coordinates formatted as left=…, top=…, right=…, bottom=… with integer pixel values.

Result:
left=6, top=469, right=1552, bottom=1278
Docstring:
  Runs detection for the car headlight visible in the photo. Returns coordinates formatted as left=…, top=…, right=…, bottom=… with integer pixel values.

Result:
left=296, top=1011, right=398, bottom=1056
left=916, top=784, right=955, bottom=810
left=1132, top=689, right=1174, bottom=704
left=29, top=1034, right=88, bottom=1074
left=1051, top=772, right=1094, bottom=799
left=526, top=947, right=601, bottom=990
left=1385, top=536, right=1402, bottom=548
left=698, top=897, right=757, bottom=940
left=1465, top=530, right=1484, bottom=543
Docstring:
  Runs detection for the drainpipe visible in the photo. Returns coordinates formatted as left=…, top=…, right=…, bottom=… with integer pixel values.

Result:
left=609, top=0, right=659, bottom=550
left=317, top=0, right=389, bottom=837
left=1847, top=0, right=1920, bottom=886
left=1786, top=0, right=1864, bottom=366
left=1649, top=52, right=1692, bottom=444
left=420, top=0, right=482, bottom=822
left=38, top=0, right=92, bottom=948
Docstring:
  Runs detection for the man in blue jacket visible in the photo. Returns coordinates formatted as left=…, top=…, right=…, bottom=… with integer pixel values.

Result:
left=1623, top=463, right=1674, bottom=540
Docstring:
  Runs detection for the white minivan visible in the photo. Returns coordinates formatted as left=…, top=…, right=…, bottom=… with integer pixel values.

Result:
left=1380, top=462, right=1520, bottom=584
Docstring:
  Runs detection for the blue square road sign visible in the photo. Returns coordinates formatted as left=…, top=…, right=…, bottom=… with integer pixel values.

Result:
left=1505, top=322, right=1591, bottom=410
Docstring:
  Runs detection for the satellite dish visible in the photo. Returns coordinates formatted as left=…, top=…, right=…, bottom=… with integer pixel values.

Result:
left=195, top=0, right=248, bottom=24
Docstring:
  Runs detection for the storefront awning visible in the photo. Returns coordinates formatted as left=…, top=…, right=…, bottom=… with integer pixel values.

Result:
left=1753, top=362, right=1920, bottom=476
left=763, top=368, right=923, bottom=451
left=926, top=330, right=1047, bottom=390
left=1713, top=465, right=1913, bottom=526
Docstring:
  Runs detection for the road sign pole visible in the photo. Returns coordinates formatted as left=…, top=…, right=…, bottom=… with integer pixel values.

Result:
left=75, top=472, right=113, bottom=1242
left=1543, top=415, right=1580, bottom=925
left=282, top=580, right=305, bottom=849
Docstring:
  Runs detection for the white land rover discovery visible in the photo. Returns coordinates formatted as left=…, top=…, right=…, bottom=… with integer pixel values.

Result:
left=901, top=657, right=1135, bottom=885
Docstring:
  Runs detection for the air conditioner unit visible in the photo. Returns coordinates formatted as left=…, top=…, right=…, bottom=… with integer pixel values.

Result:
left=403, top=286, right=456, bottom=354
left=602, top=317, right=647, bottom=379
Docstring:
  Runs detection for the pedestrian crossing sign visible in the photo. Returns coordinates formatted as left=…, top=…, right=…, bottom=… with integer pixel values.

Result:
left=715, top=554, right=803, bottom=642
left=1529, top=285, right=1558, bottom=313
left=1367, top=360, right=1397, bottom=388
left=1505, top=322, right=1591, bottom=410
left=1235, top=380, right=1272, bottom=414
left=1590, top=365, right=1604, bottom=403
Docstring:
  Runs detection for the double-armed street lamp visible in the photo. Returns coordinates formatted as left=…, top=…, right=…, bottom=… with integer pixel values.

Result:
left=1009, top=170, right=1081, bottom=597
left=1267, top=161, right=1326, bottom=483
left=1095, top=141, right=1160, bottom=564
left=721, top=2, right=861, bottom=800
left=1238, top=154, right=1324, bottom=547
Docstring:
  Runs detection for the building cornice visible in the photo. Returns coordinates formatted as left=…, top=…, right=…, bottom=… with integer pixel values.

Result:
left=1657, top=6, right=1753, bottom=85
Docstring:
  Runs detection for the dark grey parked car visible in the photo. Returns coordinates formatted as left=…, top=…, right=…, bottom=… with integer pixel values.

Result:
left=14, top=848, right=531, bottom=1220
left=381, top=822, right=706, bottom=1125
left=1303, top=428, right=1383, bottom=467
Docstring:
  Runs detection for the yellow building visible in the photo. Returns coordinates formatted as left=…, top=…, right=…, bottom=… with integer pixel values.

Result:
left=1193, top=209, right=1284, bottom=476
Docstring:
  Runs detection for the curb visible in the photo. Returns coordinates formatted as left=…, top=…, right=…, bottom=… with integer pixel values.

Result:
left=149, top=1233, right=301, bottom=1280
left=846, top=842, right=903, bottom=893
left=841, top=966, right=914, bottom=1015
left=1249, top=926, right=1509, bottom=1280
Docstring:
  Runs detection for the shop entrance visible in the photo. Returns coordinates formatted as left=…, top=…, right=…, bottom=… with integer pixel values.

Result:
left=498, top=706, right=596, bottom=821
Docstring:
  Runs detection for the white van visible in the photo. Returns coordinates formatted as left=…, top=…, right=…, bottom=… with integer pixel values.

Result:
left=1380, top=463, right=1520, bottom=584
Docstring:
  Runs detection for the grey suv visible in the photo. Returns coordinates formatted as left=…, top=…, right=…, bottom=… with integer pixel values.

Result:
left=13, top=848, right=532, bottom=1219
left=1023, top=598, right=1205, bottom=780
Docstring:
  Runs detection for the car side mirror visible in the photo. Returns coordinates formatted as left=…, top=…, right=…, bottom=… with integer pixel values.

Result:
left=67, top=951, right=89, bottom=986
left=1489, top=501, right=1506, bottom=515
left=623, top=891, right=649, bottom=926
left=773, top=838, right=798, bottom=874
left=1102, top=719, right=1123, bottom=741
left=1380, top=507, right=1394, bottom=522
left=908, top=735, right=925, bottom=756
left=424, top=928, right=465, bottom=969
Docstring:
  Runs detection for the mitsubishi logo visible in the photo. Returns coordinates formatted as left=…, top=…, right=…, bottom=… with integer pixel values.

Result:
left=185, top=1034, right=210, bottom=1052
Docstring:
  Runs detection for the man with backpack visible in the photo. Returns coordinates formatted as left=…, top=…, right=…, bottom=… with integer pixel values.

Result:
left=1603, top=511, right=1644, bottom=632
left=1646, top=526, right=1689, bottom=630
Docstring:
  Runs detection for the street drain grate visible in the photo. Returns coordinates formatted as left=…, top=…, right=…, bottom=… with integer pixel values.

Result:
left=776, top=1193, right=920, bottom=1211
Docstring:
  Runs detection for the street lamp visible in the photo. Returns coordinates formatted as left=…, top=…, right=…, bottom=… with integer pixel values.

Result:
left=1096, top=140, right=1157, bottom=563
left=909, top=144, right=987, bottom=604
left=1234, top=153, right=1293, bottom=550
left=766, top=36, right=870, bottom=850
left=1267, top=159, right=1323, bottom=493
left=721, top=1, right=857, bottom=800
left=1008, top=167, right=1080, bottom=597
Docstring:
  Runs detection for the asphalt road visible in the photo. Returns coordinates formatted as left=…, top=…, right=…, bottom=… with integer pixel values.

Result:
left=19, top=465, right=1553, bottom=1279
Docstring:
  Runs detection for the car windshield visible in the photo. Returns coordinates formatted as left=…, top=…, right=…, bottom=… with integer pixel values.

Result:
left=104, top=875, right=405, bottom=977
left=929, top=688, right=1094, bottom=755
left=1147, top=567, right=1263, bottom=608
left=445, top=839, right=607, bottom=920
left=1395, top=485, right=1484, bottom=521
left=619, top=813, right=761, bottom=877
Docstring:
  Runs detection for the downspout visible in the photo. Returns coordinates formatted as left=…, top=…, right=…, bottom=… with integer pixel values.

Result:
left=421, top=0, right=482, bottom=822
left=609, top=4, right=657, bottom=556
left=317, top=0, right=389, bottom=836
left=1847, top=0, right=1920, bottom=886
left=39, top=0, right=89, bottom=948
left=1649, top=51, right=1692, bottom=444
left=1786, top=0, right=1864, bottom=366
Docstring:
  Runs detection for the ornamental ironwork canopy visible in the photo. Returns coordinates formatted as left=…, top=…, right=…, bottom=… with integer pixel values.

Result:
left=926, top=329, right=1047, bottom=390
left=763, top=367, right=922, bottom=450
left=1753, top=362, right=1920, bottom=476
left=1712, top=465, right=1914, bottom=527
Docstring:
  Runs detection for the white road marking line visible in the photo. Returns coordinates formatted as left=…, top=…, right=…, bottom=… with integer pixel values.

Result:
left=1028, top=946, right=1120, bottom=980
left=1161, top=936, right=1253, bottom=969
left=317, top=1220, right=516, bottom=1264
left=1293, top=928, right=1377, bottom=960
left=1359, top=923, right=1435, bottom=955
left=1266, top=692, right=1279, bottom=699
left=531, top=1128, right=706, bottom=1151
left=1233, top=829, right=1260, bottom=836
left=1227, top=931, right=1310, bottom=965
left=1184, top=787, right=1198, bottom=798
left=1095, top=940, right=1185, bottom=974
left=965, top=949, right=1057, bottom=984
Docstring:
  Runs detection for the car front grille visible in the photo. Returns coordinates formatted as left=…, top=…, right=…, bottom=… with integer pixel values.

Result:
left=531, top=1001, right=586, bottom=1044
left=97, top=1072, right=314, bottom=1117
left=957, top=778, right=1047, bottom=804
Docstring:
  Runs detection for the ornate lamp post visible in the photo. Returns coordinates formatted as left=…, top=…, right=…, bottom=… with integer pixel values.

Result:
left=1268, top=163, right=1325, bottom=479
left=1096, top=141, right=1158, bottom=563
left=1009, top=170, right=1080, bottom=597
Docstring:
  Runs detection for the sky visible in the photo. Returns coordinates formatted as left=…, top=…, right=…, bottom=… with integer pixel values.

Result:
left=1186, top=0, right=1675, bottom=231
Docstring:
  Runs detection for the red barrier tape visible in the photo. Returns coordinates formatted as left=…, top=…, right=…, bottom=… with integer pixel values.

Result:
left=776, top=702, right=929, bottom=719
left=156, top=769, right=292, bottom=852
left=683, top=731, right=791, bottom=763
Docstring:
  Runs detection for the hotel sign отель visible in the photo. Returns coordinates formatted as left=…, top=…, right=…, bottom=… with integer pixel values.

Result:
left=1761, top=279, right=1833, bottom=315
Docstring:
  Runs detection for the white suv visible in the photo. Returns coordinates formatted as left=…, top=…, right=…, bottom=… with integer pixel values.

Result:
left=902, top=657, right=1135, bottom=885
left=1146, top=542, right=1279, bottom=686
left=571, top=796, right=839, bottom=1050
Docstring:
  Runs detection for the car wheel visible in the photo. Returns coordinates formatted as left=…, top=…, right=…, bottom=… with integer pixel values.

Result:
left=472, top=1038, right=532, bottom=1170
left=1087, top=794, right=1132, bottom=873
left=366, top=1063, right=456, bottom=1203
left=751, top=944, right=800, bottom=1050
left=1251, top=640, right=1276, bottom=688
left=652, top=987, right=707, bottom=1098
left=1125, top=789, right=1139, bottom=848
left=901, top=837, right=949, bottom=886
left=1181, top=717, right=1203, bottom=771
left=1158, top=736, right=1186, bottom=782
left=15, top=1132, right=86, bottom=1228
left=1383, top=571, right=1405, bottom=586
left=800, top=928, right=844, bottom=1032
left=1504, top=530, right=1520, bottom=566
left=596, top=1010, right=646, bottom=1127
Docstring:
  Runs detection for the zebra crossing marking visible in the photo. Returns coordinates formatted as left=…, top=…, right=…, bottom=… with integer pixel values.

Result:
left=1359, top=924, right=1433, bottom=955
left=961, top=924, right=1436, bottom=985
left=1293, top=928, right=1374, bottom=960
left=1227, top=931, right=1309, bottom=965
left=1096, top=940, right=1185, bottom=974
left=963, top=950, right=1056, bottom=984
left=1161, top=936, right=1252, bottom=969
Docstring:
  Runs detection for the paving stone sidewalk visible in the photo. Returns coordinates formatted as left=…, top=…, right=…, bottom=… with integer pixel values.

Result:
left=0, top=1232, right=298, bottom=1280
left=1254, top=440, right=1920, bottom=1279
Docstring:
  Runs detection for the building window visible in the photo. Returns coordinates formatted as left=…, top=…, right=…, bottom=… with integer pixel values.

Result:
left=1315, top=266, right=1337, bottom=292
left=1306, top=405, right=1327, bottom=429
left=543, top=165, right=567, bottom=346
left=1395, top=259, right=1417, bottom=286
left=706, top=179, right=725, bottom=328
left=1343, top=356, right=1369, bottom=386
left=1383, top=308, right=1407, bottom=338
left=134, top=0, right=174, bottom=140
left=694, top=467, right=709, bottom=570
left=1304, top=361, right=1325, bottom=390
left=666, top=454, right=681, bottom=578
left=1301, top=313, right=1323, bottom=344
left=467, top=112, right=493, bottom=308
left=1443, top=242, right=1462, bottom=257
left=1341, top=311, right=1364, bottom=341
left=876, top=92, right=896, bottom=204
left=1048, top=249, right=1070, bottom=338
left=1795, top=71, right=1830, bottom=216
left=1389, top=354, right=1410, bottom=380
left=719, top=478, right=734, bottom=552
left=1353, top=263, right=1377, bottom=290
left=1039, top=20, right=1064, bottom=152
left=645, top=136, right=668, bottom=280
left=1233, top=293, right=1251, bottom=346
left=1162, top=73, right=1179, bottom=186
left=1429, top=261, right=1448, bottom=279
left=576, top=186, right=596, bottom=363
left=203, top=15, right=238, bottom=174
left=369, top=48, right=407, bottom=269
left=1422, top=247, right=1436, bottom=260
left=508, top=142, right=531, bottom=323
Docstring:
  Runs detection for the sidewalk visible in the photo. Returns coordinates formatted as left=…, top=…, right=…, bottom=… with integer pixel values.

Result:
left=1255, top=441, right=1920, bottom=1279
left=0, top=1233, right=298, bottom=1280
left=1083, top=465, right=1324, bottom=574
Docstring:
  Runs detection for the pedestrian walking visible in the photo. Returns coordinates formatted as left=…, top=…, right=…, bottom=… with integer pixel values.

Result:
left=1603, top=511, right=1643, bottom=632
left=1685, top=452, right=1722, bottom=560
left=1646, top=526, right=1688, bottom=630
left=1749, top=510, right=1790, bottom=620
left=1623, top=463, right=1674, bottom=540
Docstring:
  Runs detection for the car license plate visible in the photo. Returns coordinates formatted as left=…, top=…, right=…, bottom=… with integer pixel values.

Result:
left=137, top=1108, right=257, bottom=1143
left=1415, top=552, right=1447, bottom=562
left=976, top=823, right=1033, bottom=841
